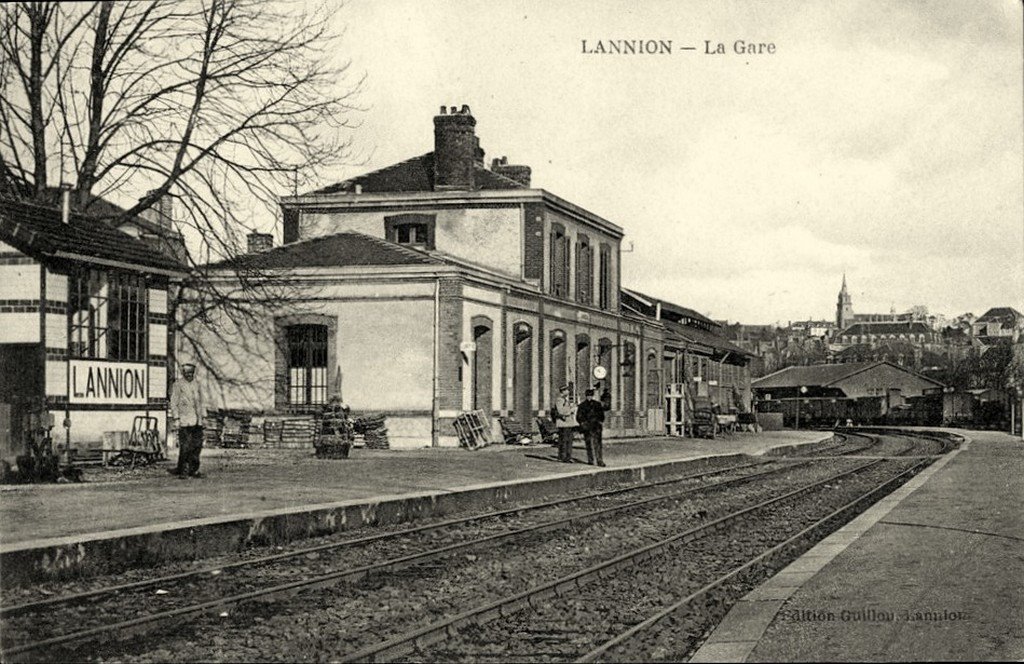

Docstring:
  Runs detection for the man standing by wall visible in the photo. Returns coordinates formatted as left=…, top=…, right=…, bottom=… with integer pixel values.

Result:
left=168, top=363, right=206, bottom=478
left=576, top=388, right=607, bottom=467
left=552, top=383, right=578, bottom=463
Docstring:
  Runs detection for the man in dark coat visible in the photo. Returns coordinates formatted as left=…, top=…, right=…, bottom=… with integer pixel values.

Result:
left=576, top=388, right=608, bottom=467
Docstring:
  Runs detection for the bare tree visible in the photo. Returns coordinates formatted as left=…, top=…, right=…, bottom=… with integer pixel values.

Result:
left=1, top=0, right=362, bottom=394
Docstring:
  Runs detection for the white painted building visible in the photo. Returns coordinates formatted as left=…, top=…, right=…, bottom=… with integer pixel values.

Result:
left=0, top=197, right=184, bottom=464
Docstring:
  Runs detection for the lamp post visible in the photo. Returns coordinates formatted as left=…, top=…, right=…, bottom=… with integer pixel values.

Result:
left=795, top=385, right=808, bottom=429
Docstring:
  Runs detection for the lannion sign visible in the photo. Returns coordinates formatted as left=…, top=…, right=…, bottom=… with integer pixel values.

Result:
left=69, top=361, right=147, bottom=405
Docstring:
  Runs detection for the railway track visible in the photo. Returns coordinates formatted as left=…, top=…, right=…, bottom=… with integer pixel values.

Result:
left=796, top=429, right=950, bottom=458
left=1, top=455, right=817, bottom=660
left=576, top=456, right=937, bottom=663
left=348, top=455, right=929, bottom=663
left=1, top=431, right=953, bottom=662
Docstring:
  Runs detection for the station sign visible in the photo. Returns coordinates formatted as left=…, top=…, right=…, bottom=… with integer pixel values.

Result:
left=69, top=360, right=148, bottom=405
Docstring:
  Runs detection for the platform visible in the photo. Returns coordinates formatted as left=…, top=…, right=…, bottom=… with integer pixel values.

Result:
left=0, top=431, right=830, bottom=586
left=691, top=428, right=1024, bottom=662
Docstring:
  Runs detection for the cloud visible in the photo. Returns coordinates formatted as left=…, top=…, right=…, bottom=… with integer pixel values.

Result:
left=333, top=0, right=1022, bottom=323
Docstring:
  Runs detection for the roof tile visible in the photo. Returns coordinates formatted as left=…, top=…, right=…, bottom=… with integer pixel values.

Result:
left=209, top=231, right=444, bottom=269
left=0, top=197, right=184, bottom=273
left=309, top=153, right=526, bottom=195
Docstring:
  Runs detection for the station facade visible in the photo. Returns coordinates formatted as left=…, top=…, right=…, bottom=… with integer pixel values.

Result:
left=193, top=105, right=668, bottom=447
left=0, top=197, right=183, bottom=464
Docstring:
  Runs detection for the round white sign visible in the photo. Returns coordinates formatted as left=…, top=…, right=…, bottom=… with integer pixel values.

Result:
left=593, top=365, right=608, bottom=380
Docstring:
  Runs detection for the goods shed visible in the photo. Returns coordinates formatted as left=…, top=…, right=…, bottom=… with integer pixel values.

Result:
left=752, top=361, right=944, bottom=427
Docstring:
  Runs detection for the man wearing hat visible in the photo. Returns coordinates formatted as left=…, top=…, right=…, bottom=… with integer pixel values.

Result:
left=576, top=388, right=608, bottom=467
left=168, top=363, right=206, bottom=478
left=551, top=383, right=578, bottom=463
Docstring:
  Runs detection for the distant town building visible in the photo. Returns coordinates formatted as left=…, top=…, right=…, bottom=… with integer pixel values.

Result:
left=972, top=307, right=1023, bottom=343
left=834, top=321, right=935, bottom=347
left=790, top=319, right=837, bottom=338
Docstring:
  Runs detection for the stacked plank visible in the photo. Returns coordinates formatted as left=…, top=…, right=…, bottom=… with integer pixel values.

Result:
left=316, top=406, right=355, bottom=458
left=219, top=412, right=253, bottom=448
left=201, top=410, right=255, bottom=448
left=279, top=417, right=316, bottom=449
left=353, top=415, right=389, bottom=450
left=203, top=413, right=221, bottom=446
left=262, top=419, right=284, bottom=448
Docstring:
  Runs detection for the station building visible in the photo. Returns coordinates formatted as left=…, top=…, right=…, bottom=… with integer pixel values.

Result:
left=0, top=197, right=184, bottom=464
left=191, top=105, right=668, bottom=447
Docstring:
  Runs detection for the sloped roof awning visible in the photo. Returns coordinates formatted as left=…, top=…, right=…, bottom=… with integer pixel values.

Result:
left=0, top=197, right=185, bottom=276
left=663, top=320, right=754, bottom=362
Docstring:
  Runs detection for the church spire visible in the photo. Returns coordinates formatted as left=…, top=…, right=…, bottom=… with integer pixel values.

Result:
left=836, top=273, right=854, bottom=330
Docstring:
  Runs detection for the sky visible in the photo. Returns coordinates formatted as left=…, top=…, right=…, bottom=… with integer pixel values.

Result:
left=308, top=0, right=1023, bottom=325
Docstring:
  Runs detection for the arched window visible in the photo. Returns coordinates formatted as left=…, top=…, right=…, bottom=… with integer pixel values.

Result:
left=622, top=341, right=637, bottom=427
left=550, top=330, right=568, bottom=403
left=512, top=322, right=534, bottom=425
left=593, top=338, right=614, bottom=409
left=472, top=317, right=494, bottom=418
left=575, top=334, right=591, bottom=395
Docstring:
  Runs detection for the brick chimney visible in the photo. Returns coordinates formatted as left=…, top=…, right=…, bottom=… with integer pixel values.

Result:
left=433, top=104, right=481, bottom=190
left=491, top=156, right=531, bottom=187
left=144, top=189, right=174, bottom=230
left=247, top=232, right=274, bottom=254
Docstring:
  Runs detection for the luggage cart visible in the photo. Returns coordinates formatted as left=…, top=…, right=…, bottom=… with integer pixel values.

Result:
left=106, top=416, right=163, bottom=467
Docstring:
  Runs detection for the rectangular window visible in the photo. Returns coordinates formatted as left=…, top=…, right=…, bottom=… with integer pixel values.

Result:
left=576, top=235, right=592, bottom=305
left=550, top=225, right=569, bottom=298
left=69, top=269, right=148, bottom=361
left=396, top=223, right=429, bottom=245
left=385, top=214, right=436, bottom=249
left=287, top=325, right=328, bottom=409
left=599, top=244, right=611, bottom=310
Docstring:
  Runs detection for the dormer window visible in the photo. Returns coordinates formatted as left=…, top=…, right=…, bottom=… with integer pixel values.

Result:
left=396, top=223, right=429, bottom=245
left=385, top=213, right=436, bottom=249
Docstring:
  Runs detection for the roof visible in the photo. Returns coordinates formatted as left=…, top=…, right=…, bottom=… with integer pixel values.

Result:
left=25, top=186, right=177, bottom=238
left=662, top=319, right=753, bottom=360
left=620, top=288, right=717, bottom=327
left=835, top=341, right=918, bottom=357
left=0, top=197, right=185, bottom=274
left=309, top=153, right=525, bottom=195
left=977, top=335, right=1013, bottom=347
left=722, top=323, right=779, bottom=342
left=208, top=231, right=445, bottom=269
left=976, top=307, right=1023, bottom=329
left=837, top=321, right=932, bottom=336
left=752, top=361, right=943, bottom=389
